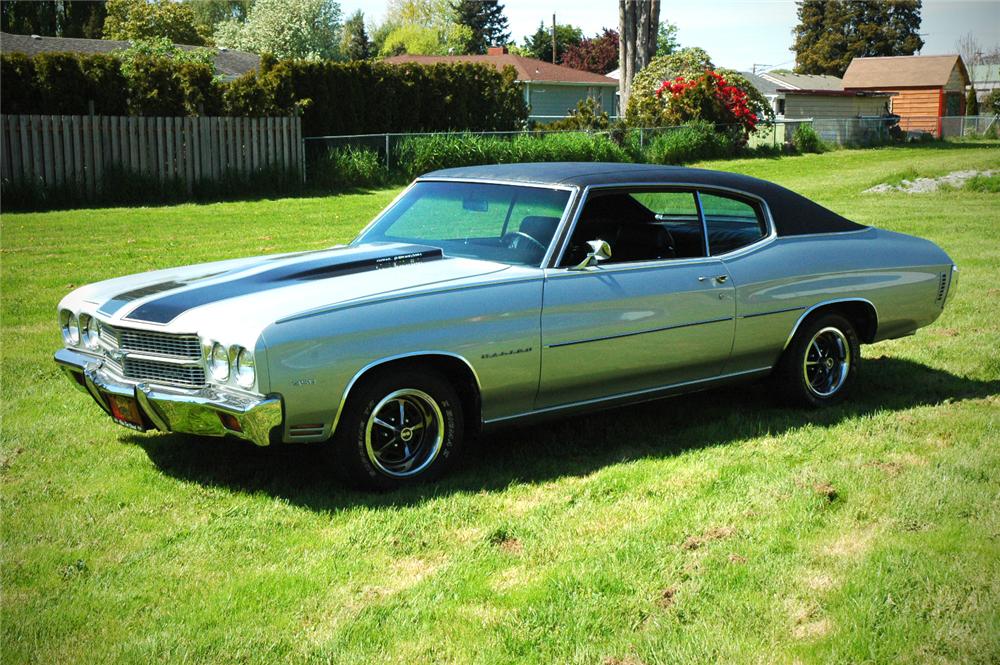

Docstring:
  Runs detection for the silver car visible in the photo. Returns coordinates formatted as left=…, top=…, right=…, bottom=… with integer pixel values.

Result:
left=54, top=163, right=958, bottom=489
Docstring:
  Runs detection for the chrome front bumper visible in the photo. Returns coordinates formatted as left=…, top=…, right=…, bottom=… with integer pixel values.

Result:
left=54, top=348, right=283, bottom=446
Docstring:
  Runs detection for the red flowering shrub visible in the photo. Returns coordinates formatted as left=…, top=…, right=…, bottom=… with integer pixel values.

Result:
left=654, top=70, right=759, bottom=143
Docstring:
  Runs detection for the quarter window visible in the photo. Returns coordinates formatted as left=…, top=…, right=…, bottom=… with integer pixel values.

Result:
left=699, top=192, right=767, bottom=255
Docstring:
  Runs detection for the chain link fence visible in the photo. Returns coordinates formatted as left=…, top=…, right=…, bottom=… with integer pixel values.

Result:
left=300, top=115, right=999, bottom=183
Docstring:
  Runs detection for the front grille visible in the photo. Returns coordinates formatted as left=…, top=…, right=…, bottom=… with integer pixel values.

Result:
left=122, top=357, right=206, bottom=388
left=101, top=324, right=202, bottom=360
left=98, top=322, right=206, bottom=388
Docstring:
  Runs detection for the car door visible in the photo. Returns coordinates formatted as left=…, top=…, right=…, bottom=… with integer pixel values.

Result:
left=536, top=188, right=736, bottom=409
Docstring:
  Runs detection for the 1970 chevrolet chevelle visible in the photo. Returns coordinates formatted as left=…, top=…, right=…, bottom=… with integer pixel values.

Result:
left=55, top=163, right=958, bottom=488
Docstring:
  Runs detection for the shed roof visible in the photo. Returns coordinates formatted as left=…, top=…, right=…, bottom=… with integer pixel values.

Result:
left=843, top=54, right=969, bottom=89
left=0, top=31, right=260, bottom=79
left=383, top=53, right=618, bottom=85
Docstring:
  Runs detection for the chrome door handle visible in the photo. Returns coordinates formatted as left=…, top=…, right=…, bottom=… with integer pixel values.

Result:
left=698, top=275, right=728, bottom=284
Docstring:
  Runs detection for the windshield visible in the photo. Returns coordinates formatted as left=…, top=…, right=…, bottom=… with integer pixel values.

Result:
left=355, top=181, right=572, bottom=267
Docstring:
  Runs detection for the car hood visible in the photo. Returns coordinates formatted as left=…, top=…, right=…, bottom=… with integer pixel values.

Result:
left=62, top=242, right=514, bottom=341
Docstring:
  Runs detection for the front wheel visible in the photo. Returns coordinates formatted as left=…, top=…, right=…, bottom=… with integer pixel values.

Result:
left=327, top=369, right=464, bottom=490
left=774, top=312, right=860, bottom=408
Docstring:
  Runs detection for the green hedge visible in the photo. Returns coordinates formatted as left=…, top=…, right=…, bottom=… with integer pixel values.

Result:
left=1, top=53, right=528, bottom=133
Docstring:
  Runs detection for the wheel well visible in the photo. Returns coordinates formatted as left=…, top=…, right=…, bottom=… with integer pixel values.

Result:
left=342, top=355, right=482, bottom=437
left=805, top=300, right=878, bottom=343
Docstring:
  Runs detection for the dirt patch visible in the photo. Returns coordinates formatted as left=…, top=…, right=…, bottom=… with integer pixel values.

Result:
left=793, top=617, right=831, bottom=640
left=682, top=526, right=734, bottom=550
left=804, top=572, right=836, bottom=592
left=728, top=553, right=747, bottom=564
left=812, top=482, right=838, bottom=502
left=864, top=169, right=995, bottom=194
left=822, top=526, right=879, bottom=558
left=487, top=527, right=523, bottom=554
left=657, top=587, right=677, bottom=607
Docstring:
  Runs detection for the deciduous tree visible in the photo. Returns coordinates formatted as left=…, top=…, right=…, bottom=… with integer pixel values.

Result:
left=618, top=0, right=660, bottom=114
left=214, top=0, right=342, bottom=60
left=656, top=20, right=679, bottom=56
left=562, top=28, right=619, bottom=75
left=104, top=0, right=204, bottom=45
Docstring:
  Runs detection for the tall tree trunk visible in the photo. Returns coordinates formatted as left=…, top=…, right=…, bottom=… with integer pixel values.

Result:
left=618, top=0, right=660, bottom=118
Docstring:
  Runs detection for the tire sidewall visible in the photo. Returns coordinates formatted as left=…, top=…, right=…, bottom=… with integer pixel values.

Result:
left=783, top=313, right=860, bottom=408
left=338, top=370, right=463, bottom=489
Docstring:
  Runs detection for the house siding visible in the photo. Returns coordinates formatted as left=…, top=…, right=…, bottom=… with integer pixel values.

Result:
left=783, top=95, right=889, bottom=119
left=887, top=88, right=943, bottom=134
left=525, top=83, right=617, bottom=120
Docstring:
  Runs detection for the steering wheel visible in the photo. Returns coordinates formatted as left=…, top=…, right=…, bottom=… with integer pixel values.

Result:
left=501, top=231, right=547, bottom=253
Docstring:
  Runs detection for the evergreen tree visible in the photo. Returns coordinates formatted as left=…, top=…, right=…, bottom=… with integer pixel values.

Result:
left=792, top=0, right=924, bottom=76
left=521, top=21, right=583, bottom=64
left=341, top=9, right=371, bottom=60
left=1, top=0, right=105, bottom=38
left=452, top=0, right=509, bottom=54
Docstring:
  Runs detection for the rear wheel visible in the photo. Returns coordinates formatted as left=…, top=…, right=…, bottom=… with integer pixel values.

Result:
left=775, top=312, right=860, bottom=408
left=328, top=369, right=464, bottom=490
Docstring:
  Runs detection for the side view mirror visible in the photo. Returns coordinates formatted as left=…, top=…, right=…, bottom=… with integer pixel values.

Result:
left=573, top=239, right=612, bottom=270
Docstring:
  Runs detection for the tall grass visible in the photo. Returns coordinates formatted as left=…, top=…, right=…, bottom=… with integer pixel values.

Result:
left=395, top=132, right=631, bottom=179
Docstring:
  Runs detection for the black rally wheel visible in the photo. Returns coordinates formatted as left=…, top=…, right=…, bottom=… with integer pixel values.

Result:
left=329, top=368, right=464, bottom=490
left=775, top=312, right=860, bottom=408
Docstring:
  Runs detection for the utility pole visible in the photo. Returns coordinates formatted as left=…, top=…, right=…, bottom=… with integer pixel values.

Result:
left=552, top=13, right=556, bottom=64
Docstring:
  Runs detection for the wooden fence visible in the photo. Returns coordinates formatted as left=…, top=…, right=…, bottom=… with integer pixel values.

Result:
left=1, top=114, right=303, bottom=197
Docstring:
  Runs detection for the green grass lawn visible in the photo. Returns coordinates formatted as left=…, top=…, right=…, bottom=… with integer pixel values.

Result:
left=3, top=143, right=999, bottom=664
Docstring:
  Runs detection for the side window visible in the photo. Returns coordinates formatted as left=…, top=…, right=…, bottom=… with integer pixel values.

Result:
left=699, top=192, right=767, bottom=255
left=559, top=189, right=706, bottom=267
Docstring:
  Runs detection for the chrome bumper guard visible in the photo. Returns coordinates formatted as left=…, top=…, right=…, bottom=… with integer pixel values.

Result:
left=54, top=348, right=283, bottom=447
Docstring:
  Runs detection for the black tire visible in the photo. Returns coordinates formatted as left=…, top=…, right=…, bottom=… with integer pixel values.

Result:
left=326, top=368, right=464, bottom=490
left=774, top=312, right=860, bottom=408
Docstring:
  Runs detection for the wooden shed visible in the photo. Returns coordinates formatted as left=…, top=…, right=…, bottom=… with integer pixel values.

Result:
left=842, top=55, right=970, bottom=136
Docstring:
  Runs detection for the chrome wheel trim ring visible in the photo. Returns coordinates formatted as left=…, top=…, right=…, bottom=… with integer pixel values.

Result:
left=802, top=326, right=851, bottom=398
left=364, top=388, right=444, bottom=478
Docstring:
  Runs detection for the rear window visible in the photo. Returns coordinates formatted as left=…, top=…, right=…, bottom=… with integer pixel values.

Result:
left=699, top=192, right=767, bottom=255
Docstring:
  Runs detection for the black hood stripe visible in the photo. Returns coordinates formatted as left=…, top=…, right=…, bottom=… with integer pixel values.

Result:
left=120, top=243, right=444, bottom=325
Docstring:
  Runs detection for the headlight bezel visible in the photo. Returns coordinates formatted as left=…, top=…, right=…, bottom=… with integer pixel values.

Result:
left=235, top=347, right=255, bottom=389
left=60, top=309, right=80, bottom=346
left=209, top=342, right=230, bottom=381
left=80, top=314, right=101, bottom=350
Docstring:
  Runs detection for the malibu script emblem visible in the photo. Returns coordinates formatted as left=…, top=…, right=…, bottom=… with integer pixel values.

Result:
left=481, top=347, right=532, bottom=359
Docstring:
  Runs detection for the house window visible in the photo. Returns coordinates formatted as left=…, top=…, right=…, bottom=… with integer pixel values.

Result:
left=777, top=98, right=786, bottom=115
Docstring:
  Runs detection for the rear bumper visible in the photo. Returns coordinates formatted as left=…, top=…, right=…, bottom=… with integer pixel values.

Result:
left=54, top=348, right=283, bottom=446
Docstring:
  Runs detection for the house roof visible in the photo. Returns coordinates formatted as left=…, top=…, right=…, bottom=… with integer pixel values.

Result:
left=783, top=89, right=894, bottom=97
left=740, top=71, right=782, bottom=96
left=759, top=71, right=843, bottom=91
left=383, top=53, right=618, bottom=85
left=843, top=54, right=969, bottom=89
left=0, top=31, right=260, bottom=79
left=969, top=63, right=1000, bottom=85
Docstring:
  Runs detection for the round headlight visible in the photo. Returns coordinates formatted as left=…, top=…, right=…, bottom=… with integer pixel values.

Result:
left=210, top=343, right=230, bottom=381
left=81, top=314, right=100, bottom=350
left=60, top=310, right=80, bottom=346
left=235, top=347, right=255, bottom=388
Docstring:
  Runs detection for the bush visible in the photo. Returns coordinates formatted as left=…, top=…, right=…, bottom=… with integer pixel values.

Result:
left=313, top=147, right=386, bottom=189
left=984, top=89, right=1000, bottom=116
left=535, top=98, right=610, bottom=131
left=644, top=121, right=735, bottom=164
left=792, top=124, right=825, bottom=153
left=964, top=174, right=1000, bottom=193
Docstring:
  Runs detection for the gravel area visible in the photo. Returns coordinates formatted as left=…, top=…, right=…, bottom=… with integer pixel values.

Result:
left=864, top=169, right=995, bottom=194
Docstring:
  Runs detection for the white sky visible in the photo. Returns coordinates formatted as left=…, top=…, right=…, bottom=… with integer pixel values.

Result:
left=341, top=0, right=1000, bottom=72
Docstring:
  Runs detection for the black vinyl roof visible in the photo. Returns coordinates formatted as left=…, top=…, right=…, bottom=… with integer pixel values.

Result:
left=421, top=162, right=866, bottom=237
